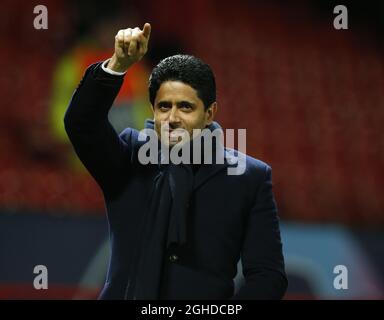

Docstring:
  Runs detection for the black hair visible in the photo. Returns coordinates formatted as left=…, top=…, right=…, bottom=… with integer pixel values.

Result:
left=148, top=54, right=216, bottom=110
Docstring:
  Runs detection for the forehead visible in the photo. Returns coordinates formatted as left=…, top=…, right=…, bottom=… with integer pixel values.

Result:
left=155, top=81, right=201, bottom=103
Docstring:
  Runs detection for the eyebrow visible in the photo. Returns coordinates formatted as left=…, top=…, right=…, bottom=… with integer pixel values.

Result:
left=156, top=100, right=196, bottom=107
left=157, top=101, right=171, bottom=106
left=178, top=101, right=195, bottom=107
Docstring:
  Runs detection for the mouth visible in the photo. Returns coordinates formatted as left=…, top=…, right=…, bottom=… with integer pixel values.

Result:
left=165, top=128, right=188, bottom=144
left=169, top=130, right=182, bottom=141
left=167, top=127, right=183, bottom=133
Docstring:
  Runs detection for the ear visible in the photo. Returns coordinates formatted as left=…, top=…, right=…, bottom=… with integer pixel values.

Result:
left=205, top=102, right=218, bottom=125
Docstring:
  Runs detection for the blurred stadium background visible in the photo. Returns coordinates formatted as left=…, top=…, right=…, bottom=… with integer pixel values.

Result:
left=0, top=0, right=383, bottom=299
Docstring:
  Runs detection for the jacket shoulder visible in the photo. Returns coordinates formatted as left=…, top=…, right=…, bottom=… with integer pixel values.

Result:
left=118, top=127, right=143, bottom=162
left=226, top=148, right=271, bottom=178
left=119, top=127, right=144, bottom=143
left=244, top=155, right=272, bottom=185
left=246, top=155, right=271, bottom=173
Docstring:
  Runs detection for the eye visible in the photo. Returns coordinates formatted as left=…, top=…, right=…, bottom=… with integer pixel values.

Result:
left=158, top=103, right=171, bottom=111
left=179, top=102, right=193, bottom=110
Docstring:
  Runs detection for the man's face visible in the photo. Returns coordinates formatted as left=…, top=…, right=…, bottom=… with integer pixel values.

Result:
left=152, top=81, right=217, bottom=147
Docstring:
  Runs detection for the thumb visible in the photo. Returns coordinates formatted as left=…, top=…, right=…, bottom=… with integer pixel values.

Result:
left=142, top=23, right=151, bottom=39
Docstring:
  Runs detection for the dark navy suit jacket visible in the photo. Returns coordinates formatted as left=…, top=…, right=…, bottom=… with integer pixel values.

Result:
left=64, top=62, right=288, bottom=300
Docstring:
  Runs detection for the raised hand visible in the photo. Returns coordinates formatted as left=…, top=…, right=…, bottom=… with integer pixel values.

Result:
left=107, top=23, right=151, bottom=73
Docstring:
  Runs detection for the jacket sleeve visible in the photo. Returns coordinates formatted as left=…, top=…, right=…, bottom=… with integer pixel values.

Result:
left=64, top=62, right=132, bottom=198
left=230, top=165, right=288, bottom=299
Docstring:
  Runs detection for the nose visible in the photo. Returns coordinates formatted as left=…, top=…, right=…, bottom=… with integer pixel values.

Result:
left=168, top=105, right=180, bottom=124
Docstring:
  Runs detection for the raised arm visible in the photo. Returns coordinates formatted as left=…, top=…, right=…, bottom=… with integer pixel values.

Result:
left=64, top=23, right=151, bottom=198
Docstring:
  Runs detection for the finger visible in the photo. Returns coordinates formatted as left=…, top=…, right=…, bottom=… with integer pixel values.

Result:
left=135, top=32, right=146, bottom=46
left=130, top=28, right=143, bottom=56
left=123, top=28, right=132, bottom=53
left=142, top=23, right=151, bottom=39
left=128, top=38, right=137, bottom=56
left=138, top=43, right=147, bottom=57
left=115, top=30, right=124, bottom=47
left=131, top=28, right=141, bottom=38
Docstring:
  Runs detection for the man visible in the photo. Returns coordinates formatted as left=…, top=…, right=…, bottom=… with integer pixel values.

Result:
left=64, top=23, right=287, bottom=299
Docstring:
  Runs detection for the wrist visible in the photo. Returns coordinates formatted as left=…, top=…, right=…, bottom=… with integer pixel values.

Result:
left=107, top=55, right=131, bottom=73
